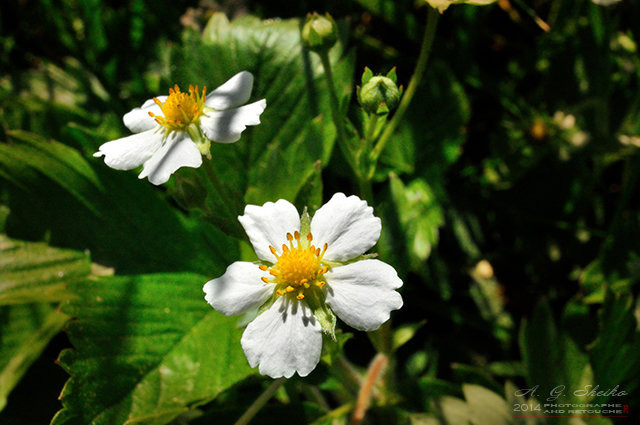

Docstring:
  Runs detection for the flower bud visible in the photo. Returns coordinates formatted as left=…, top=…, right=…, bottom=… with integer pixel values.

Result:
left=358, top=68, right=402, bottom=115
left=302, top=12, right=338, bottom=52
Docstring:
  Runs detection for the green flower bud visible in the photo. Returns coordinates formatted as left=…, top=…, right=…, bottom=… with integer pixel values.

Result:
left=302, top=12, right=338, bottom=52
left=358, top=69, right=402, bottom=115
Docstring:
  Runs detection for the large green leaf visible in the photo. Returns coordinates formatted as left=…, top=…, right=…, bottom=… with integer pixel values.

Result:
left=519, top=300, right=595, bottom=423
left=0, top=234, right=91, bottom=412
left=0, top=303, right=68, bottom=411
left=588, top=290, right=640, bottom=404
left=0, top=131, right=235, bottom=276
left=170, top=13, right=353, bottom=235
left=53, top=273, right=252, bottom=425
left=0, top=235, right=90, bottom=305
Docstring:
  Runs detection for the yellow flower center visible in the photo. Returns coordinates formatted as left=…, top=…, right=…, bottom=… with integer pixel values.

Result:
left=148, top=84, right=207, bottom=132
left=259, top=231, right=329, bottom=300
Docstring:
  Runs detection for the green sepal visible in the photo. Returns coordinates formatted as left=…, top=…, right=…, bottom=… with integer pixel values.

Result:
left=361, top=66, right=373, bottom=85
left=375, top=102, right=390, bottom=116
left=186, top=123, right=211, bottom=156
left=300, top=206, right=311, bottom=236
left=386, top=66, right=397, bottom=83
left=256, top=292, right=278, bottom=316
left=306, top=288, right=336, bottom=341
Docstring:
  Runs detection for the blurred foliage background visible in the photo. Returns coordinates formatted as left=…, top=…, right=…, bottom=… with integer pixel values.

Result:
left=1, top=0, right=639, bottom=424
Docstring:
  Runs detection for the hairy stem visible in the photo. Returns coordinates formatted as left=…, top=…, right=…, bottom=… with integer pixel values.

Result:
left=351, top=354, right=388, bottom=425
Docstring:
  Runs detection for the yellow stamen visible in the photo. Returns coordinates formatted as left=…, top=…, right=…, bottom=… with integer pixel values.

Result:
left=152, top=84, right=207, bottom=133
left=261, top=277, right=270, bottom=283
left=263, top=230, right=331, bottom=299
left=259, top=265, right=268, bottom=271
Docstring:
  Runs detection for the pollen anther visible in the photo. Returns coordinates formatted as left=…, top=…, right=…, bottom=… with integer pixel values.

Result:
left=263, top=230, right=330, bottom=299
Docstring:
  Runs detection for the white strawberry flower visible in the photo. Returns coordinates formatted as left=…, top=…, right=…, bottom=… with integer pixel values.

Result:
left=94, top=71, right=266, bottom=185
left=204, top=193, right=403, bottom=379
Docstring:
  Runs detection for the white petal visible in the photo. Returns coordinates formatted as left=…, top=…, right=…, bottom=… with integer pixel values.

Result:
left=204, top=261, right=273, bottom=316
left=238, top=199, right=300, bottom=262
left=199, top=99, right=267, bottom=144
left=205, top=71, right=254, bottom=110
left=241, top=297, right=322, bottom=378
left=137, top=132, right=202, bottom=185
left=93, top=130, right=163, bottom=170
left=310, top=193, right=381, bottom=262
left=122, top=96, right=167, bottom=133
left=325, top=259, right=403, bottom=331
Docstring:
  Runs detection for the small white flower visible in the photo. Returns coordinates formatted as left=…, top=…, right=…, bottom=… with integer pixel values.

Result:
left=94, top=71, right=266, bottom=185
left=204, top=193, right=403, bottom=379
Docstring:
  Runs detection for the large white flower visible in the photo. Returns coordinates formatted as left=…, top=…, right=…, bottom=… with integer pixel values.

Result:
left=204, top=193, right=403, bottom=379
left=94, top=71, right=266, bottom=185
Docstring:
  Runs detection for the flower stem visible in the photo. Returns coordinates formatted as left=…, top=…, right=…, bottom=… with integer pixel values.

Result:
left=365, top=113, right=380, bottom=146
left=318, top=50, right=374, bottom=202
left=233, top=378, right=286, bottom=425
left=351, top=354, right=388, bottom=425
left=368, top=7, right=439, bottom=177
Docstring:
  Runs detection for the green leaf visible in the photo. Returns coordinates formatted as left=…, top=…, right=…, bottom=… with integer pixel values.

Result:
left=519, top=300, right=591, bottom=408
left=462, top=384, right=512, bottom=425
left=0, top=131, right=234, bottom=276
left=0, top=235, right=91, bottom=305
left=0, top=303, right=68, bottom=411
left=0, top=130, right=103, bottom=216
left=53, top=273, right=252, bottom=425
left=588, top=290, right=640, bottom=403
left=0, top=234, right=90, bottom=411
left=392, top=321, right=425, bottom=351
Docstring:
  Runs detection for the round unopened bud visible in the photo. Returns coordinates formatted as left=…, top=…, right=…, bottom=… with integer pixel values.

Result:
left=358, top=76, right=401, bottom=115
left=302, top=13, right=338, bottom=52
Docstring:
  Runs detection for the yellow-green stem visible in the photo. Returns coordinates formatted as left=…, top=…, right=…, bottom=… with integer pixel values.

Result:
left=365, top=113, right=380, bottom=146
left=233, top=378, right=286, bottom=425
left=368, top=7, right=439, bottom=177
